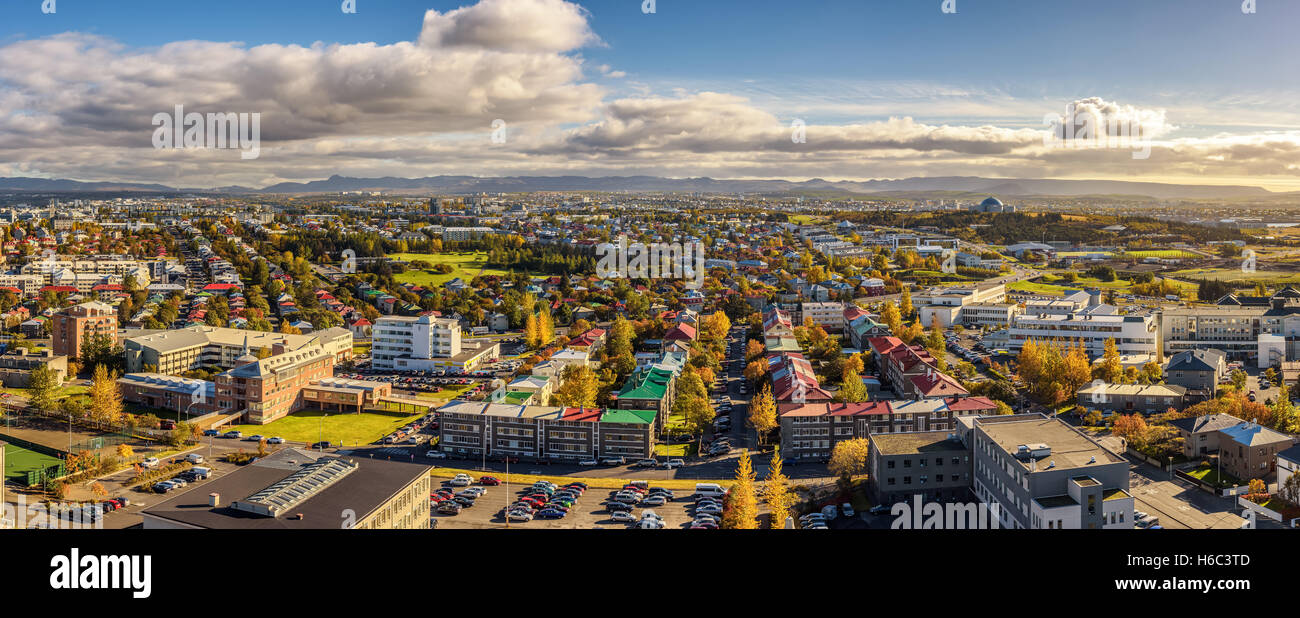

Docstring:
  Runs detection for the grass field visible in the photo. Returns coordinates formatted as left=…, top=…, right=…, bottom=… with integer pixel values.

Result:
left=429, top=467, right=725, bottom=490
left=1119, top=250, right=1198, bottom=259
left=226, top=408, right=424, bottom=448
left=0, top=384, right=89, bottom=400
left=388, top=252, right=513, bottom=287
left=3, top=443, right=63, bottom=484
left=1170, top=268, right=1300, bottom=285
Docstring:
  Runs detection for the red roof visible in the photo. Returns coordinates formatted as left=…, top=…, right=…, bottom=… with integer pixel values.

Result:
left=664, top=323, right=697, bottom=341
left=203, top=283, right=239, bottom=291
left=944, top=396, right=997, bottom=411
left=561, top=407, right=603, bottom=423
left=40, top=286, right=78, bottom=293
left=907, top=371, right=969, bottom=398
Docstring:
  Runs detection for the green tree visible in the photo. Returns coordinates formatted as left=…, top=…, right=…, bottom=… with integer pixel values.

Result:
left=28, top=363, right=60, bottom=412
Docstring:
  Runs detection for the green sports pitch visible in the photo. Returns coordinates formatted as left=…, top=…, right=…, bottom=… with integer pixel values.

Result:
left=3, top=442, right=63, bottom=484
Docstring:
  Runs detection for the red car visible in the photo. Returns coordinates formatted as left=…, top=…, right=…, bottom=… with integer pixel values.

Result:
left=479, top=476, right=501, bottom=486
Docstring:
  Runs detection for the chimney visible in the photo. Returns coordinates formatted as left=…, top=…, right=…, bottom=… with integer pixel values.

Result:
left=209, top=492, right=220, bottom=507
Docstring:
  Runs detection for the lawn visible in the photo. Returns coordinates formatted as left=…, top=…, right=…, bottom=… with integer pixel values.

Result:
left=0, top=384, right=89, bottom=400
left=429, top=466, right=723, bottom=490
left=226, top=408, right=424, bottom=448
left=1170, top=268, right=1300, bottom=285
left=3, top=442, right=63, bottom=484
left=388, top=252, right=514, bottom=287
left=1186, top=463, right=1241, bottom=489
left=654, top=441, right=698, bottom=457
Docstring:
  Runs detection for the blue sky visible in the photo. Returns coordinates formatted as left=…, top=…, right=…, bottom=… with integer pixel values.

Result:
left=2, top=0, right=1298, bottom=188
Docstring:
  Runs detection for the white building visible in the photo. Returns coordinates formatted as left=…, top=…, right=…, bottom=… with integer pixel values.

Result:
left=371, top=315, right=463, bottom=371
left=1008, top=308, right=1157, bottom=357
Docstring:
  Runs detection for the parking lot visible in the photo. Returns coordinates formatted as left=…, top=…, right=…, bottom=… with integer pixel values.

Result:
left=429, top=475, right=708, bottom=529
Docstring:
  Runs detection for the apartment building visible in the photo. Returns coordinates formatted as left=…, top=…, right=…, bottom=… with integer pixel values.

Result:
left=1168, top=413, right=1294, bottom=480
left=301, top=377, right=393, bottom=413
left=118, top=373, right=218, bottom=417
left=1008, top=309, right=1157, bottom=357
left=436, top=401, right=654, bottom=460
left=124, top=325, right=353, bottom=375
left=51, top=301, right=117, bottom=359
left=0, top=349, right=67, bottom=388
left=776, top=397, right=997, bottom=462
left=962, top=414, right=1133, bottom=530
left=1164, top=349, right=1227, bottom=401
left=868, top=431, right=973, bottom=505
left=1075, top=382, right=1187, bottom=413
left=214, top=341, right=337, bottom=424
left=800, top=301, right=846, bottom=332
left=614, top=366, right=676, bottom=431
left=142, top=449, right=431, bottom=530
left=370, top=314, right=499, bottom=371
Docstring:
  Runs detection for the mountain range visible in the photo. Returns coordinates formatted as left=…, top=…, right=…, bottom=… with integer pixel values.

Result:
left=0, top=174, right=1283, bottom=200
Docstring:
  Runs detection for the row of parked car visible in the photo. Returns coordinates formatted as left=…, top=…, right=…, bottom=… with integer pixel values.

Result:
left=203, top=429, right=287, bottom=444
left=504, top=479, right=590, bottom=522
left=152, top=466, right=211, bottom=493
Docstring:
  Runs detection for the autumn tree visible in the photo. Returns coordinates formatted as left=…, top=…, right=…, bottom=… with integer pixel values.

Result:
left=722, top=449, right=758, bottom=529
left=881, top=301, right=903, bottom=337
left=28, top=363, right=59, bottom=412
left=899, top=287, right=913, bottom=319
left=1111, top=414, right=1148, bottom=441
left=764, top=446, right=794, bottom=529
left=828, top=438, right=871, bottom=491
left=745, top=339, right=766, bottom=362
left=748, top=383, right=778, bottom=445
left=90, top=364, right=124, bottom=429
left=551, top=365, right=599, bottom=408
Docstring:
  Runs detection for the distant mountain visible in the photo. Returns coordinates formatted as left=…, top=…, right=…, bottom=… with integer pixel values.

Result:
left=0, top=177, right=177, bottom=192
left=0, top=174, right=1281, bottom=200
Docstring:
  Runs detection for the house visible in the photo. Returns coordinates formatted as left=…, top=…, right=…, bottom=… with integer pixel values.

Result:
left=1169, top=413, right=1295, bottom=481
left=1075, top=382, right=1187, bottom=414
left=1164, top=349, right=1226, bottom=402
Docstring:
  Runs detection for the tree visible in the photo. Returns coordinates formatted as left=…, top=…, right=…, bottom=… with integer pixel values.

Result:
left=899, top=287, right=913, bottom=319
left=748, top=384, right=778, bottom=445
left=828, top=438, right=871, bottom=490
left=1111, top=414, right=1148, bottom=441
left=1231, top=369, right=1247, bottom=391
left=745, top=339, right=766, bottom=362
left=278, top=321, right=302, bottom=335
left=743, top=359, right=768, bottom=384
left=116, top=443, right=134, bottom=459
left=1281, top=470, right=1300, bottom=506
left=524, top=313, right=540, bottom=349
left=1096, top=338, right=1123, bottom=384
left=28, top=363, right=59, bottom=412
left=89, top=364, right=124, bottom=429
left=881, top=301, right=903, bottom=337
left=722, top=450, right=757, bottom=529
left=764, top=446, right=794, bottom=529
left=551, top=365, right=599, bottom=408
left=835, top=368, right=870, bottom=403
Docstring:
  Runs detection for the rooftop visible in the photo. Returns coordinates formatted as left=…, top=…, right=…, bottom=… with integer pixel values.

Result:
left=977, top=415, right=1125, bottom=471
left=870, top=431, right=964, bottom=456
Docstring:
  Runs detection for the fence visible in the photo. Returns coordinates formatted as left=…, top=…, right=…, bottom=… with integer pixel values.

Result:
left=1125, top=447, right=1171, bottom=471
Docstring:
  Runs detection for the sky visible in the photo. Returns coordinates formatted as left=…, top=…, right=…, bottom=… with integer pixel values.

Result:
left=1, top=0, right=1299, bottom=190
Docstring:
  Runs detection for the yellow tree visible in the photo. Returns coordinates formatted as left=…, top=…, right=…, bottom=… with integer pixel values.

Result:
left=90, top=364, right=124, bottom=428
left=551, top=365, right=599, bottom=408
left=524, top=313, right=540, bottom=349
left=828, top=438, right=871, bottom=490
left=899, top=287, right=914, bottom=319
left=748, top=383, right=778, bottom=445
left=1096, top=337, right=1123, bottom=383
left=765, top=446, right=794, bottom=529
left=538, top=310, right=555, bottom=346
left=881, top=301, right=903, bottom=337
left=723, top=449, right=758, bottom=529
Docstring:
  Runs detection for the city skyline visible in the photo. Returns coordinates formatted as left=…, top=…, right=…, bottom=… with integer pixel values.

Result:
left=2, top=0, right=1299, bottom=190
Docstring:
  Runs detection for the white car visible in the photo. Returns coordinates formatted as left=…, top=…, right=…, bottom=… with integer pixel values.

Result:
left=577, top=459, right=600, bottom=466
left=449, top=474, right=472, bottom=487
left=425, top=450, right=447, bottom=459
left=267, top=437, right=285, bottom=444
left=507, top=510, right=533, bottom=522
left=662, top=459, right=685, bottom=469
left=610, top=511, right=637, bottom=523
left=841, top=503, right=855, bottom=518
left=142, top=457, right=160, bottom=468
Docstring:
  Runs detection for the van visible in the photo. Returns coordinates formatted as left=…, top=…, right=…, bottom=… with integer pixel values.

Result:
left=694, top=483, right=728, bottom=498
left=185, top=453, right=205, bottom=464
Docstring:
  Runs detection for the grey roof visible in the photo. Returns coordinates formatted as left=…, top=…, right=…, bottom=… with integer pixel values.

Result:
left=1168, top=413, right=1244, bottom=434
left=141, top=448, right=430, bottom=529
left=1278, top=444, right=1300, bottom=464
left=1219, top=423, right=1293, bottom=448
left=1166, top=349, right=1226, bottom=373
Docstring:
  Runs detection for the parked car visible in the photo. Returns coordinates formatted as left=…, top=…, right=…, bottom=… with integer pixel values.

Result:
left=267, top=437, right=286, bottom=444
left=449, top=474, right=473, bottom=487
left=310, top=441, right=331, bottom=450
left=480, top=476, right=501, bottom=486
left=142, top=457, right=160, bottom=468
left=221, top=431, right=242, bottom=439
left=425, top=450, right=447, bottom=459
left=578, top=459, right=599, bottom=467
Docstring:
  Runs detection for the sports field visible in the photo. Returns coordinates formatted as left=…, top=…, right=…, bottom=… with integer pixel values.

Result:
left=3, top=442, right=63, bottom=484
left=225, top=408, right=426, bottom=448
left=388, top=252, right=513, bottom=287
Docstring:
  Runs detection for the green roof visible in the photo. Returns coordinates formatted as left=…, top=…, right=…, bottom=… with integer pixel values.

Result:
left=500, top=391, right=535, bottom=405
left=617, top=367, right=673, bottom=401
left=600, top=408, right=656, bottom=425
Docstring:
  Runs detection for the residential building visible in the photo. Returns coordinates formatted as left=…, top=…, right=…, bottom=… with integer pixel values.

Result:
left=962, top=414, right=1133, bottom=529
left=1164, top=349, right=1227, bottom=401
left=0, top=349, right=67, bottom=388
left=1168, top=413, right=1294, bottom=480
left=1008, top=309, right=1158, bottom=357
left=142, top=448, right=431, bottom=529
left=1075, top=382, right=1187, bottom=414
left=436, top=401, right=654, bottom=460
left=800, top=302, right=846, bottom=331
left=51, top=301, right=117, bottom=359
left=776, top=397, right=997, bottom=462
left=124, top=325, right=353, bottom=375
left=214, top=341, right=337, bottom=424
left=118, top=373, right=218, bottom=417
left=868, top=431, right=973, bottom=505
left=370, top=315, right=499, bottom=371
